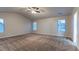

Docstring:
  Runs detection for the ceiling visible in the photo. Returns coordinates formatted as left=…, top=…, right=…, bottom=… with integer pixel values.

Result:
left=0, top=7, right=74, bottom=20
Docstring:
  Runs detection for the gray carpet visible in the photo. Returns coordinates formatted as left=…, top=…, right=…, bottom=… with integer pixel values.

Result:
left=0, top=33, right=78, bottom=51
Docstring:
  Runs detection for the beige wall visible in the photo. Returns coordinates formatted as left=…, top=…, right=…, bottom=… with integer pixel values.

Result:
left=67, top=7, right=79, bottom=48
left=65, top=16, right=72, bottom=38
left=33, top=16, right=71, bottom=38
left=0, top=13, right=32, bottom=38
left=77, top=8, right=79, bottom=48
left=72, top=8, right=79, bottom=48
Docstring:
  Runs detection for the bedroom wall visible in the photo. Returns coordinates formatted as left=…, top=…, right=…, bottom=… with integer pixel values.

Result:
left=0, top=13, right=32, bottom=38
left=33, top=16, right=71, bottom=38
left=77, top=8, right=79, bottom=48
left=72, top=7, right=79, bottom=48
left=65, top=15, right=72, bottom=38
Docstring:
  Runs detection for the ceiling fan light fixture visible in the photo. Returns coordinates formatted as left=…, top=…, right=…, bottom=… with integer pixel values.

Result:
left=25, top=7, right=41, bottom=14
left=31, top=10, right=37, bottom=14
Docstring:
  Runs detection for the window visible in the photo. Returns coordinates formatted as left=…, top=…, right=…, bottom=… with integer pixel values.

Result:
left=57, top=20, right=66, bottom=32
left=0, top=18, right=4, bottom=33
left=32, top=22, right=37, bottom=31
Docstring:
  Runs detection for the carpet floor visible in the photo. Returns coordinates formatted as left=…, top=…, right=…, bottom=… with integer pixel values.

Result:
left=0, top=33, right=78, bottom=51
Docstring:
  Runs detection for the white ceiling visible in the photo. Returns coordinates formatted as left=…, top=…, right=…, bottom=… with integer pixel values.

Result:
left=0, top=7, right=74, bottom=20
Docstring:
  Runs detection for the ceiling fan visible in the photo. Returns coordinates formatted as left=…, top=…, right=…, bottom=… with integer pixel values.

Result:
left=26, top=7, right=41, bottom=14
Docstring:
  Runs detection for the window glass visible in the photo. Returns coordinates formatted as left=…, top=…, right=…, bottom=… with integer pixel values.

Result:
left=57, top=20, right=66, bottom=32
left=0, top=18, right=4, bottom=33
left=33, top=22, right=37, bottom=31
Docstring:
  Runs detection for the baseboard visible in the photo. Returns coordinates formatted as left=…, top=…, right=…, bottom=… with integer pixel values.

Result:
left=0, top=33, right=30, bottom=39
left=33, top=32, right=72, bottom=41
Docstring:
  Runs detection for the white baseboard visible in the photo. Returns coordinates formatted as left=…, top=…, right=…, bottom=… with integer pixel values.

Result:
left=34, top=32, right=65, bottom=37
left=0, top=33, right=30, bottom=39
